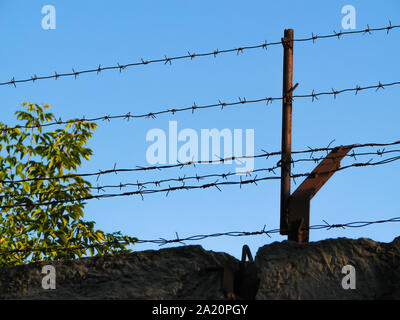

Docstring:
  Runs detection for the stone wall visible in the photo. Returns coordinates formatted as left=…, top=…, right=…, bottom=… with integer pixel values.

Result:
left=0, top=236, right=399, bottom=299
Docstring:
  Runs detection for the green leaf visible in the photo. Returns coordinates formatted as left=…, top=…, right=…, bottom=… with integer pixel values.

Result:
left=22, top=182, right=30, bottom=193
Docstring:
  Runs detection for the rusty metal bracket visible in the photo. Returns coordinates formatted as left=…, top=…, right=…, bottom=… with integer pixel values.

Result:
left=234, top=245, right=260, bottom=299
left=241, top=244, right=254, bottom=263
left=285, top=145, right=353, bottom=242
left=217, top=245, right=261, bottom=299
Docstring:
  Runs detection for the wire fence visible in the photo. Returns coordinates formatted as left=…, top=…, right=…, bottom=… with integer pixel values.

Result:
left=1, top=22, right=399, bottom=259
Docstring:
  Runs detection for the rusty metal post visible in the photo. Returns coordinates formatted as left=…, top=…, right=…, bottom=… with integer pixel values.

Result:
left=280, top=29, right=294, bottom=235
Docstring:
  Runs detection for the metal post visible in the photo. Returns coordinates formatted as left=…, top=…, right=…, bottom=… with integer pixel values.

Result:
left=280, top=29, right=294, bottom=235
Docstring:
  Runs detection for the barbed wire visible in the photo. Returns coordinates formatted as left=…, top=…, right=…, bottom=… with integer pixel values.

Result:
left=1, top=148, right=399, bottom=200
left=1, top=22, right=398, bottom=88
left=0, top=166, right=279, bottom=200
left=138, top=216, right=400, bottom=246
left=1, top=140, right=399, bottom=186
left=2, top=216, right=399, bottom=256
left=1, top=154, right=399, bottom=209
left=1, top=80, right=400, bottom=134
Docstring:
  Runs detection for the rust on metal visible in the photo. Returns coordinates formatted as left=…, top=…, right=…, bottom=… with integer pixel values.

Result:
left=287, top=146, right=353, bottom=242
left=292, top=146, right=353, bottom=200
left=280, top=28, right=294, bottom=234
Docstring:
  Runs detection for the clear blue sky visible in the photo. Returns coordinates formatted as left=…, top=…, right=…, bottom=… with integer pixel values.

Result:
left=1, top=0, right=399, bottom=259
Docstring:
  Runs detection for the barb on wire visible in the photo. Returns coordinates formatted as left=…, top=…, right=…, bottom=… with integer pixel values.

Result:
left=2, top=216, right=399, bottom=255
left=1, top=23, right=398, bottom=88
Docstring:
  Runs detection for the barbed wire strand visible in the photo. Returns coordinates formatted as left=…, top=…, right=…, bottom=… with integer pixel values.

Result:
left=1, top=80, right=400, bottom=134
left=2, top=216, right=399, bottom=256
left=1, top=22, right=398, bottom=88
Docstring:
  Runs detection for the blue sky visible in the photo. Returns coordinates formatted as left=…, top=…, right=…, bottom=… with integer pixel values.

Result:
left=1, top=0, right=399, bottom=259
